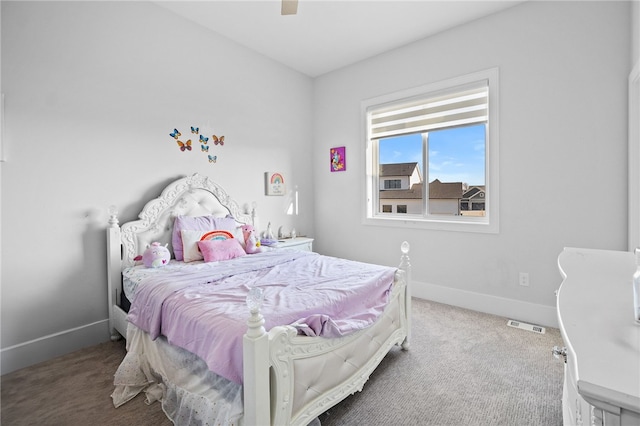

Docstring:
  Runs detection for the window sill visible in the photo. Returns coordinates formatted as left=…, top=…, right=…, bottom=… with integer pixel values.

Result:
left=362, top=215, right=499, bottom=234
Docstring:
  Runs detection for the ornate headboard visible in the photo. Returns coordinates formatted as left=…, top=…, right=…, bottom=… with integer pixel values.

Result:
left=108, top=173, right=253, bottom=270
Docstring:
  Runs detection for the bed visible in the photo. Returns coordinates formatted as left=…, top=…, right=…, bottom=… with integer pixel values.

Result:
left=107, top=173, right=412, bottom=425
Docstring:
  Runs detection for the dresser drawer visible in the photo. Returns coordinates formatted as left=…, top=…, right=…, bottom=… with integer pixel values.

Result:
left=271, top=237, right=314, bottom=252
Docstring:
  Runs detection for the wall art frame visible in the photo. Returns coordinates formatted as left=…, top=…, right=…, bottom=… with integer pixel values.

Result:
left=265, top=171, right=285, bottom=196
left=330, top=146, right=346, bottom=172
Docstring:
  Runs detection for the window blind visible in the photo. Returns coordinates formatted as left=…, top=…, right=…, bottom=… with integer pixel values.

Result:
left=369, top=81, right=488, bottom=140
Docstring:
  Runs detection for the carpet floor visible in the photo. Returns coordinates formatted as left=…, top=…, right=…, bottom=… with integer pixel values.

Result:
left=1, top=298, right=564, bottom=425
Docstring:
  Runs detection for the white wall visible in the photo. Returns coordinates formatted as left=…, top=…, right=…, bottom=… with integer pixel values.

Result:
left=0, top=0, right=635, bottom=375
left=0, top=1, right=313, bottom=373
left=313, top=1, right=632, bottom=327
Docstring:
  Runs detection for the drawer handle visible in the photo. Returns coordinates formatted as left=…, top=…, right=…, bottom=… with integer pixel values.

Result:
left=552, top=346, right=567, bottom=363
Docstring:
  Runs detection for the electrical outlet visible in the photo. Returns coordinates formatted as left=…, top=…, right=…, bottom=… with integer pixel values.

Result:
left=519, top=272, right=530, bottom=287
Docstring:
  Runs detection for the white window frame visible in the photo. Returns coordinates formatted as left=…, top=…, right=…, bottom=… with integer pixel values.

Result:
left=362, top=68, right=499, bottom=233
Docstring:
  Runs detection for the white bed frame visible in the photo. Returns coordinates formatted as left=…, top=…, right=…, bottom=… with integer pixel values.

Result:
left=106, top=173, right=412, bottom=426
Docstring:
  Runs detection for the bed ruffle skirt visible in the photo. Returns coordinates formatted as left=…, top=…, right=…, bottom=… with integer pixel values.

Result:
left=111, top=324, right=244, bottom=425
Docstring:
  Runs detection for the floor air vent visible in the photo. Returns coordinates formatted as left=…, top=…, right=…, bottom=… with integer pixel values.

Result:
left=507, top=319, right=546, bottom=334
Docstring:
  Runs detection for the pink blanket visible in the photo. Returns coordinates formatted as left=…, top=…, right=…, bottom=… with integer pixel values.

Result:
left=127, top=250, right=396, bottom=384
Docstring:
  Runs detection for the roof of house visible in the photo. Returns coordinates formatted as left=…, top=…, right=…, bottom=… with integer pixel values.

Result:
left=429, top=179, right=463, bottom=199
left=380, top=180, right=465, bottom=200
left=462, top=186, right=486, bottom=199
left=380, top=162, right=419, bottom=177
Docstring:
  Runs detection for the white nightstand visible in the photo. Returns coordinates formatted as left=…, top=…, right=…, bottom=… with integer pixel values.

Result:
left=271, top=237, right=314, bottom=252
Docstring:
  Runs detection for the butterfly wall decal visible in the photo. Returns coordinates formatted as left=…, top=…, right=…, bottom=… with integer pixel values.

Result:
left=177, top=139, right=192, bottom=151
left=213, top=135, right=225, bottom=146
left=170, top=125, right=225, bottom=163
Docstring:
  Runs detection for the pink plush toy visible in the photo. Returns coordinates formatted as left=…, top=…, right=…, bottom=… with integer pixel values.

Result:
left=141, top=242, right=170, bottom=268
left=242, top=224, right=263, bottom=254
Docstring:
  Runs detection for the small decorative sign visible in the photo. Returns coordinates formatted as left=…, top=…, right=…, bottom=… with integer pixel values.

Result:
left=265, top=172, right=285, bottom=196
left=330, top=146, right=346, bottom=172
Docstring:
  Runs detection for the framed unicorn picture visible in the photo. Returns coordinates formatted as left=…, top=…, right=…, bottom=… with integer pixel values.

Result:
left=265, top=172, right=285, bottom=196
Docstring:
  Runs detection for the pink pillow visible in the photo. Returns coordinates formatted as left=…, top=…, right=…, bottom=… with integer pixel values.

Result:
left=172, top=215, right=237, bottom=261
left=198, top=238, right=246, bottom=262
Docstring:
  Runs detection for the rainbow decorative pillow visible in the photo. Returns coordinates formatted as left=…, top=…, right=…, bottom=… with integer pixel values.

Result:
left=181, top=229, right=235, bottom=263
left=198, top=238, right=246, bottom=262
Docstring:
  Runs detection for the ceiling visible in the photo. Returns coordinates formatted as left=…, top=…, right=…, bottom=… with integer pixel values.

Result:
left=156, top=0, right=525, bottom=77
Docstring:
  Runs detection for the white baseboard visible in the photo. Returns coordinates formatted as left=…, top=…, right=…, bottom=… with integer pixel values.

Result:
left=1, top=319, right=111, bottom=375
left=412, top=280, right=558, bottom=329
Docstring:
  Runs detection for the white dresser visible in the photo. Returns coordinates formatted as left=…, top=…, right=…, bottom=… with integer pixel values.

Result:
left=556, top=247, right=640, bottom=426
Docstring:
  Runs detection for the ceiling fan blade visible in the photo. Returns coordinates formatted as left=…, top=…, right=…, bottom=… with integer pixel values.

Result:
left=281, top=0, right=298, bottom=15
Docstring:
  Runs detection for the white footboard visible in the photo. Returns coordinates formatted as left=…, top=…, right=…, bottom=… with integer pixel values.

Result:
left=243, top=242, right=411, bottom=426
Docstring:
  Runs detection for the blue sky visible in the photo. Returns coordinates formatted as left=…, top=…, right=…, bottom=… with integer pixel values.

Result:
left=379, top=124, right=486, bottom=186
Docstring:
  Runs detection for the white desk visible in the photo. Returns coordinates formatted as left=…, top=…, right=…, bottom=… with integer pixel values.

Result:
left=557, top=247, right=640, bottom=426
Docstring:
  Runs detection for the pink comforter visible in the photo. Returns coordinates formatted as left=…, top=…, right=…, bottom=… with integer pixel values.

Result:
left=127, top=250, right=396, bottom=384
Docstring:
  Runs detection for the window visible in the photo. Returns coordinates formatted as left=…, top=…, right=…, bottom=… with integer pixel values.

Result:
left=384, top=179, right=402, bottom=189
left=363, top=68, right=499, bottom=233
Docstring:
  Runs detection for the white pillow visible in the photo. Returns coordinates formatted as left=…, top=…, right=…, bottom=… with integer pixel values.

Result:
left=181, top=229, right=208, bottom=263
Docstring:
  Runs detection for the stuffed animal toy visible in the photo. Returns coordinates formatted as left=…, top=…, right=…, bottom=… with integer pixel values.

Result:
left=140, top=242, right=171, bottom=268
left=242, top=224, right=263, bottom=254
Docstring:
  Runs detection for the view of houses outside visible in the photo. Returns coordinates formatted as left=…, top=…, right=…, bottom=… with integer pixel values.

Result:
left=378, top=124, right=486, bottom=216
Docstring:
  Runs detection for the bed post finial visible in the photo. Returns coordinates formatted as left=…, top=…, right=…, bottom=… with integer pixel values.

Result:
left=251, top=201, right=258, bottom=227
left=399, top=241, right=411, bottom=274
left=246, top=287, right=266, bottom=337
left=108, top=205, right=119, bottom=228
